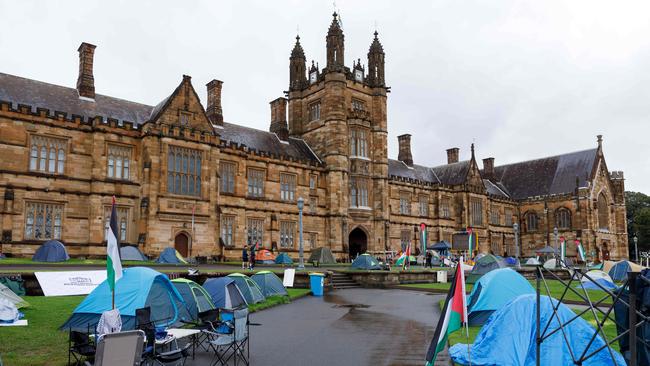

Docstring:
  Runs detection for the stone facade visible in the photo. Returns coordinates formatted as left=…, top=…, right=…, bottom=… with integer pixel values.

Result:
left=0, top=13, right=628, bottom=261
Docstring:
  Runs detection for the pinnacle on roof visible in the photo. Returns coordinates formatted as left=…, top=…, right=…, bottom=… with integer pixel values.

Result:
left=328, top=12, right=343, bottom=36
left=369, top=30, right=384, bottom=54
left=291, top=35, right=305, bottom=59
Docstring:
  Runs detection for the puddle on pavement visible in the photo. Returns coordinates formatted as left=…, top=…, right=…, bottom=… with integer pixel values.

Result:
left=333, top=303, right=370, bottom=309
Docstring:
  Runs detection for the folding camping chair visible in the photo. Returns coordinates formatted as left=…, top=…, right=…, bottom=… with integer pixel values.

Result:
left=68, top=330, right=96, bottom=366
left=136, top=307, right=191, bottom=366
left=86, top=330, right=145, bottom=366
left=204, top=308, right=250, bottom=366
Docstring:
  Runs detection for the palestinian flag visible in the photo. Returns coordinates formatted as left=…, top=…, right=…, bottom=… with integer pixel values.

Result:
left=402, top=243, right=411, bottom=270
left=107, top=196, right=123, bottom=292
left=420, top=223, right=427, bottom=257
left=426, top=257, right=467, bottom=365
left=575, top=239, right=586, bottom=262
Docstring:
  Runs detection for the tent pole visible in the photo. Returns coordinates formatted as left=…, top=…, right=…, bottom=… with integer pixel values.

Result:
left=112, top=288, right=115, bottom=310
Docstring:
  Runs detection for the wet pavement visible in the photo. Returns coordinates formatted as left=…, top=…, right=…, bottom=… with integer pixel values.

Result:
left=187, top=288, right=450, bottom=366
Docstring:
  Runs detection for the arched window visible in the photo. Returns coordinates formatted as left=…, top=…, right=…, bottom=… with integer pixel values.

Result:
left=556, top=208, right=571, bottom=229
left=526, top=211, right=538, bottom=232
left=598, top=193, right=609, bottom=231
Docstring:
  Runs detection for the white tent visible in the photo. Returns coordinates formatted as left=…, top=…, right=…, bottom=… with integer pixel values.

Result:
left=0, top=282, right=28, bottom=309
left=526, top=257, right=540, bottom=265
left=581, top=270, right=614, bottom=285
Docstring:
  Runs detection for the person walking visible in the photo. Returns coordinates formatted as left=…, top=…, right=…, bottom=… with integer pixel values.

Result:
left=242, top=247, right=249, bottom=270
left=249, top=245, right=257, bottom=270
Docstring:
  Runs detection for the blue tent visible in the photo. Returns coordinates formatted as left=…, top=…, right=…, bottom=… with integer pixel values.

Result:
left=609, top=260, right=643, bottom=282
left=203, top=277, right=247, bottom=309
left=450, top=294, right=626, bottom=365
left=61, top=267, right=190, bottom=331
left=467, top=268, right=534, bottom=326
left=579, top=278, right=618, bottom=291
left=252, top=271, right=288, bottom=297
left=227, top=273, right=266, bottom=304
left=155, top=247, right=188, bottom=264
left=275, top=252, right=293, bottom=265
left=32, top=240, right=69, bottom=262
left=171, top=278, right=215, bottom=321
left=351, top=253, right=381, bottom=270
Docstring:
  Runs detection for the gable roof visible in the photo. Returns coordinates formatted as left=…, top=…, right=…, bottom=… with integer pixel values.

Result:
left=0, top=72, right=153, bottom=125
left=490, top=148, right=598, bottom=200
left=219, top=122, right=320, bottom=163
left=432, top=160, right=471, bottom=185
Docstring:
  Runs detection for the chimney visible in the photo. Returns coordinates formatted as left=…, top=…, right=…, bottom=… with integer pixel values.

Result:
left=447, top=147, right=459, bottom=164
left=206, top=79, right=224, bottom=125
left=76, top=42, right=96, bottom=99
left=483, top=157, right=495, bottom=179
left=397, top=134, right=413, bottom=166
left=269, top=97, right=289, bottom=140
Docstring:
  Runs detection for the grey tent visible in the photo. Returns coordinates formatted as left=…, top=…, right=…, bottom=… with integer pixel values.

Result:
left=252, top=271, right=288, bottom=297
left=0, top=282, right=28, bottom=309
left=308, top=247, right=336, bottom=264
left=119, top=246, right=148, bottom=261
left=467, top=254, right=508, bottom=283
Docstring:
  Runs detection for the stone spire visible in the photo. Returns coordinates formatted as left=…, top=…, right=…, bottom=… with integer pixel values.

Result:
left=367, top=31, right=385, bottom=87
left=326, top=12, right=345, bottom=69
left=289, top=35, right=307, bottom=90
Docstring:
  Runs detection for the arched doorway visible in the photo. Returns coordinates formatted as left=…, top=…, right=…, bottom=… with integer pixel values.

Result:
left=349, top=227, right=368, bottom=260
left=174, top=232, right=189, bottom=257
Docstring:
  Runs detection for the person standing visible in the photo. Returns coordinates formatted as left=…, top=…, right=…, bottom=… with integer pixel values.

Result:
left=249, top=245, right=256, bottom=270
left=242, top=247, right=249, bottom=269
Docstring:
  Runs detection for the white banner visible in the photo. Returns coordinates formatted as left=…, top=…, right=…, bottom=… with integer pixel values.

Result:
left=282, top=269, right=295, bottom=288
left=35, top=271, right=106, bottom=296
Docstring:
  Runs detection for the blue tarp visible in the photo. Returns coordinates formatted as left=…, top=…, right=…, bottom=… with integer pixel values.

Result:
left=351, top=254, right=381, bottom=270
left=252, top=271, right=288, bottom=297
left=275, top=253, right=293, bottom=265
left=155, top=247, right=187, bottom=264
left=450, top=294, right=626, bottom=366
left=32, top=240, right=69, bottom=262
left=61, top=267, right=190, bottom=331
left=203, top=277, right=247, bottom=309
left=467, top=268, right=534, bottom=326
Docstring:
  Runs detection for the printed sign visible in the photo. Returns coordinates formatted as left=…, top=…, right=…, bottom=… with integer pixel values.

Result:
left=283, top=268, right=295, bottom=288
left=35, top=271, right=107, bottom=296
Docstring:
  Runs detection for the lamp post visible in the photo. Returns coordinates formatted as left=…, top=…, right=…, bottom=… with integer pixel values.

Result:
left=297, top=197, right=305, bottom=270
left=553, top=226, right=559, bottom=266
left=634, top=234, right=638, bottom=263
left=544, top=202, right=549, bottom=248
left=514, top=223, right=520, bottom=259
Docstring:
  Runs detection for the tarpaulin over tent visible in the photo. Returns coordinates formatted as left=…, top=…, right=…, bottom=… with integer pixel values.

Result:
left=155, top=247, right=188, bottom=264
left=252, top=271, right=288, bottom=297
left=467, top=268, right=534, bottom=326
left=275, top=253, right=293, bottom=265
left=61, top=267, right=190, bottom=331
left=171, top=278, right=215, bottom=321
left=32, top=240, right=69, bottom=262
left=308, top=247, right=336, bottom=264
left=609, top=260, right=646, bottom=281
left=119, top=246, right=147, bottom=261
left=227, top=273, right=265, bottom=304
left=0, top=283, right=28, bottom=309
left=351, top=253, right=381, bottom=270
left=450, top=294, right=626, bottom=366
left=203, top=277, right=247, bottom=309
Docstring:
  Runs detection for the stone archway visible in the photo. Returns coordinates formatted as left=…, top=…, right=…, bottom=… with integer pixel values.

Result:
left=348, top=227, right=368, bottom=260
left=174, top=232, right=190, bottom=257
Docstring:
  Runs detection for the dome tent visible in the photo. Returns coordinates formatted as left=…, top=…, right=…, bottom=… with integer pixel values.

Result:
left=578, top=270, right=617, bottom=291
left=119, top=246, right=147, bottom=261
left=609, top=260, right=645, bottom=282
left=226, top=273, right=265, bottom=304
left=252, top=271, right=288, bottom=297
left=467, top=268, right=534, bottom=326
left=466, top=254, right=507, bottom=283
left=256, top=249, right=276, bottom=264
left=351, top=253, right=381, bottom=270
left=203, top=277, right=247, bottom=309
left=32, top=240, right=69, bottom=262
left=155, top=247, right=188, bottom=264
left=0, top=282, right=29, bottom=309
left=61, top=267, right=190, bottom=331
left=308, top=247, right=336, bottom=264
left=275, top=252, right=293, bottom=265
left=171, top=278, right=215, bottom=321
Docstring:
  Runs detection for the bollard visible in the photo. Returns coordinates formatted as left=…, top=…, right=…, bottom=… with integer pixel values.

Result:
left=629, top=271, right=638, bottom=366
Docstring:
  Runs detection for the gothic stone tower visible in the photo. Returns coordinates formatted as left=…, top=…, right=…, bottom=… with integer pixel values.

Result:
left=287, top=13, right=389, bottom=258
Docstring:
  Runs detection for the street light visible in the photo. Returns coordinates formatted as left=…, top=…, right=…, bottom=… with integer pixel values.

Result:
left=513, top=223, right=520, bottom=259
left=553, top=226, right=559, bottom=267
left=634, top=234, right=639, bottom=263
left=297, top=197, right=305, bottom=270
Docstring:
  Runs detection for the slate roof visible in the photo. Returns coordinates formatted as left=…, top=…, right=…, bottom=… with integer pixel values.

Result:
left=483, top=179, right=509, bottom=198
left=219, top=122, right=320, bottom=163
left=490, top=148, right=598, bottom=200
left=387, top=159, right=438, bottom=183
left=0, top=72, right=153, bottom=125
left=431, top=160, right=471, bottom=186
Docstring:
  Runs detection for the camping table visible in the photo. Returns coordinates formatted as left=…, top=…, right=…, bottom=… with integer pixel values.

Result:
left=165, top=328, right=201, bottom=358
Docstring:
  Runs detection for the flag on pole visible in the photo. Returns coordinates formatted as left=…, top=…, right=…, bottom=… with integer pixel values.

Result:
left=426, top=256, right=467, bottom=365
left=420, top=223, right=427, bottom=257
left=560, top=236, right=566, bottom=262
left=575, top=239, right=586, bottom=262
left=402, top=242, right=411, bottom=270
left=107, top=196, right=123, bottom=292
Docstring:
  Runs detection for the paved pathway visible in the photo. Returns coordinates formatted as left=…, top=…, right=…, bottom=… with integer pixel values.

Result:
left=188, top=288, right=450, bottom=366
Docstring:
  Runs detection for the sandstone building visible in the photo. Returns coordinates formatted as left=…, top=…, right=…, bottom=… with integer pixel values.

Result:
left=0, top=14, right=628, bottom=261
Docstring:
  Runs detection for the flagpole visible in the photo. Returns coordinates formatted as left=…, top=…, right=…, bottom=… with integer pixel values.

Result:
left=460, top=255, right=471, bottom=366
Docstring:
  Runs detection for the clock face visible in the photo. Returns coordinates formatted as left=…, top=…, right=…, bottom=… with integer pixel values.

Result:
left=355, top=70, right=363, bottom=82
left=310, top=72, right=317, bottom=83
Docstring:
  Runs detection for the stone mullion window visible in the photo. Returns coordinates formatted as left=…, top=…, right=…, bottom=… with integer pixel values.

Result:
left=349, top=128, right=369, bottom=158
left=280, top=221, right=296, bottom=248
left=419, top=195, right=428, bottom=217
left=440, top=197, right=451, bottom=218
left=308, top=101, right=321, bottom=121
left=471, top=198, right=483, bottom=226
left=104, top=207, right=130, bottom=242
left=526, top=212, right=538, bottom=232
left=280, top=173, right=296, bottom=201
left=399, top=193, right=411, bottom=215
left=504, top=208, right=513, bottom=226
left=490, top=205, right=500, bottom=225
left=29, top=135, right=66, bottom=174
left=24, top=202, right=63, bottom=240
left=219, top=161, right=236, bottom=194
left=220, top=215, right=235, bottom=247
left=167, top=146, right=201, bottom=196
left=556, top=208, right=571, bottom=229
left=352, top=99, right=365, bottom=111
left=349, top=177, right=369, bottom=208
left=247, top=169, right=265, bottom=198
left=107, top=144, right=132, bottom=180
left=247, top=218, right=264, bottom=247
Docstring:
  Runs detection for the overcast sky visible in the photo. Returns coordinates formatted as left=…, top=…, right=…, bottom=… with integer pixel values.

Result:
left=1, top=0, right=648, bottom=192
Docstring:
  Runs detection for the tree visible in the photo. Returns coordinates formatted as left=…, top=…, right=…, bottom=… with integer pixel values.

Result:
left=626, top=191, right=650, bottom=253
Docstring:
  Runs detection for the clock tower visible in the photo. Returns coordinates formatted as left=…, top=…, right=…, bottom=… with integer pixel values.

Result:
left=286, top=13, right=390, bottom=258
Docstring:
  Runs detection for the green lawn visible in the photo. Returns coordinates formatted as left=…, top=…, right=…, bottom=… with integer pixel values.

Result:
left=0, top=288, right=311, bottom=366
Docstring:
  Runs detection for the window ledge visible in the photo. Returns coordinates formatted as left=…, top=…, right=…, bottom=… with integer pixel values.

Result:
left=350, top=206, right=372, bottom=210
left=350, top=156, right=371, bottom=161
